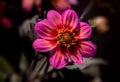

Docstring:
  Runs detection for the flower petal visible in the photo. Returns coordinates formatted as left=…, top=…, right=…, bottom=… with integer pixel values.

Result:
left=68, top=47, right=83, bottom=64
left=78, top=22, right=92, bottom=39
left=79, top=41, right=96, bottom=57
left=62, top=9, right=79, bottom=30
left=49, top=47, right=68, bottom=69
left=35, top=20, right=57, bottom=40
left=47, top=10, right=62, bottom=30
left=33, top=39, right=57, bottom=52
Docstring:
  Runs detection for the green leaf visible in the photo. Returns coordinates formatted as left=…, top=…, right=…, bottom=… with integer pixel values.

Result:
left=0, top=56, right=14, bottom=74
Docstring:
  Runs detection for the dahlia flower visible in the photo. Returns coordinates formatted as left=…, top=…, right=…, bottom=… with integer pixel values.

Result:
left=33, top=9, right=96, bottom=69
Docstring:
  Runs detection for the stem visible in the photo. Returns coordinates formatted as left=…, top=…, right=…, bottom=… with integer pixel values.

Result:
left=79, top=1, right=94, bottom=21
left=27, top=54, right=48, bottom=82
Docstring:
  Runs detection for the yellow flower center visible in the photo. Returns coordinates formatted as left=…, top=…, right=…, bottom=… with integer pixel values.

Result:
left=57, top=28, right=78, bottom=48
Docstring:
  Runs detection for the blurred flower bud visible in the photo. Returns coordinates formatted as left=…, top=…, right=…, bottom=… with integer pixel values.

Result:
left=51, top=0, right=71, bottom=13
left=89, top=16, right=110, bottom=34
left=1, top=17, right=12, bottom=29
left=34, top=0, right=42, bottom=7
left=34, top=0, right=42, bottom=13
left=67, top=0, right=78, bottom=5
left=22, top=0, right=42, bottom=13
left=22, top=0, right=34, bottom=12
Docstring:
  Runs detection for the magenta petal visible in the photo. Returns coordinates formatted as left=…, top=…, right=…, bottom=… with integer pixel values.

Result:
left=33, top=39, right=57, bottom=52
left=49, top=47, right=68, bottom=69
left=68, top=47, right=83, bottom=64
left=62, top=9, right=79, bottom=30
left=47, top=10, right=62, bottom=29
left=78, top=22, right=92, bottom=39
left=35, top=20, right=57, bottom=40
left=79, top=41, right=96, bottom=57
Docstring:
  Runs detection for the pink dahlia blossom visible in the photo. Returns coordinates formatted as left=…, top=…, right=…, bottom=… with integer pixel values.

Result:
left=33, top=9, right=96, bottom=69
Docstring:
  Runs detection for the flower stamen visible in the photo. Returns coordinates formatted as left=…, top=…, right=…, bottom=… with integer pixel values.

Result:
left=57, top=28, right=78, bottom=48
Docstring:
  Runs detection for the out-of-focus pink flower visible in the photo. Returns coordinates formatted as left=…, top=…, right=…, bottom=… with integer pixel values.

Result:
left=1, top=17, right=12, bottom=29
left=34, top=0, right=42, bottom=7
left=22, top=0, right=42, bottom=12
left=33, top=9, right=96, bottom=69
left=51, top=0, right=71, bottom=13
left=67, top=0, right=78, bottom=5
left=22, top=0, right=34, bottom=12
left=51, top=0, right=78, bottom=13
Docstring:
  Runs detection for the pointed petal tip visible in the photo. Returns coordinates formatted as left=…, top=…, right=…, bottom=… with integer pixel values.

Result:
left=47, top=10, right=62, bottom=27
left=78, top=22, right=92, bottom=39
left=79, top=41, right=96, bottom=57
left=34, top=20, right=57, bottom=40
left=68, top=47, right=83, bottom=65
left=49, top=58, right=67, bottom=69
left=33, top=39, right=57, bottom=53
left=62, top=9, right=79, bottom=30
left=49, top=47, right=68, bottom=69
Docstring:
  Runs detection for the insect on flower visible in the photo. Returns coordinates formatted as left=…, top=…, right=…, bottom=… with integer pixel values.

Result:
left=33, top=9, right=96, bottom=69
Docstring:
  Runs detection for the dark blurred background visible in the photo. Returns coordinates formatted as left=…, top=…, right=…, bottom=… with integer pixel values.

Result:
left=0, top=0, right=120, bottom=82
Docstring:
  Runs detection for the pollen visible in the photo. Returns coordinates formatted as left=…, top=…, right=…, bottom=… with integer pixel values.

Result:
left=57, top=28, right=78, bottom=48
